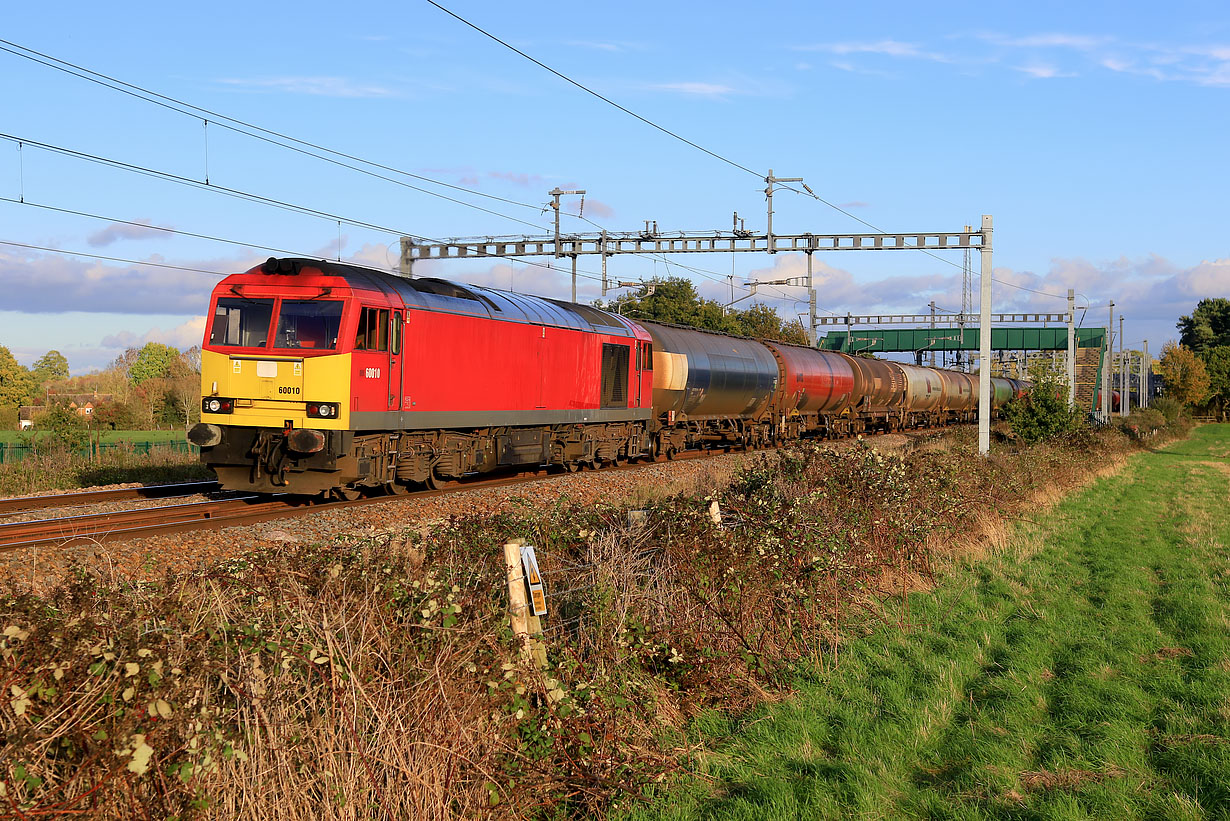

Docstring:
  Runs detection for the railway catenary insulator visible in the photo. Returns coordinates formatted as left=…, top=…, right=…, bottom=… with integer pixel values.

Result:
left=188, top=258, right=1029, bottom=497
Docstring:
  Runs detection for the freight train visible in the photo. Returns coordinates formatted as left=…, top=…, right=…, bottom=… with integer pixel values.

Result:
left=187, top=258, right=1028, bottom=497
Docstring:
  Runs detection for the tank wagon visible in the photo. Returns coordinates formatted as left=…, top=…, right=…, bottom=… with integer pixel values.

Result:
left=188, top=258, right=1028, bottom=497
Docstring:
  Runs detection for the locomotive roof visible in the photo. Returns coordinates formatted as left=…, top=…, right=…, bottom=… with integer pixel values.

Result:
left=251, top=258, right=642, bottom=338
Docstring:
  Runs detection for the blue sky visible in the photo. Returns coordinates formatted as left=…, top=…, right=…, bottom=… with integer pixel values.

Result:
left=1, top=0, right=1227, bottom=373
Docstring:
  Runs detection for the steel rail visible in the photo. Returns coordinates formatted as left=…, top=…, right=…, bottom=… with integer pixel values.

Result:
left=0, top=481, right=222, bottom=517
left=0, top=426, right=962, bottom=551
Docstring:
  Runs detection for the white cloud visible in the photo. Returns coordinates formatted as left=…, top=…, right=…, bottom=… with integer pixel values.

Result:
left=566, top=40, right=645, bottom=53
left=216, top=76, right=398, bottom=98
left=87, top=220, right=171, bottom=247
left=651, top=81, right=737, bottom=97
left=100, top=317, right=206, bottom=351
left=1014, top=63, right=1076, bottom=79
left=984, top=32, right=1110, bottom=50
left=795, top=40, right=952, bottom=62
left=0, top=246, right=260, bottom=315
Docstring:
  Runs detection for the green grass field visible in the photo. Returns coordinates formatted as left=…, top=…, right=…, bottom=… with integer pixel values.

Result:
left=631, top=425, right=1230, bottom=820
left=0, top=429, right=188, bottom=444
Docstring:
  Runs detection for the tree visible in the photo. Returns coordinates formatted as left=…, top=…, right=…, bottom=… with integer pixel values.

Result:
left=92, top=400, right=141, bottom=431
left=0, top=345, right=36, bottom=409
left=1156, top=341, right=1210, bottom=406
left=129, top=342, right=182, bottom=385
left=1204, top=345, right=1230, bottom=421
left=603, top=277, right=808, bottom=343
left=1177, top=298, right=1230, bottom=356
left=734, top=303, right=809, bottom=345
left=33, top=400, right=89, bottom=451
left=1003, top=377, right=1084, bottom=444
left=31, top=350, right=69, bottom=385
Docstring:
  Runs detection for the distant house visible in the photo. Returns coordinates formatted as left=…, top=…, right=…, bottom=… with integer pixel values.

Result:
left=20, top=392, right=115, bottom=428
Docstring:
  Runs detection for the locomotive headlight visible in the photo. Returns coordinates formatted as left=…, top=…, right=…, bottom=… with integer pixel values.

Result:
left=202, top=398, right=233, bottom=414
left=306, top=402, right=338, bottom=419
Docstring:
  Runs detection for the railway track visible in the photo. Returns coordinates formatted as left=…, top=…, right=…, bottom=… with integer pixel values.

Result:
left=0, top=427, right=957, bottom=551
left=0, top=481, right=221, bottom=517
left=0, top=448, right=737, bottom=551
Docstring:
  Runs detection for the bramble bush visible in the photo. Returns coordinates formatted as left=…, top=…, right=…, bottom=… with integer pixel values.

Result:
left=0, top=424, right=1169, bottom=819
left=1002, top=376, right=1086, bottom=444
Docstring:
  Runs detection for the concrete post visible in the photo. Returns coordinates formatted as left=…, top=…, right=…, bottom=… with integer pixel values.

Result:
left=1142, top=340, right=1149, bottom=408
left=978, top=215, right=993, bottom=457
left=929, top=301, right=937, bottom=367
left=1102, top=302, right=1114, bottom=422
left=807, top=250, right=817, bottom=347
left=1067, top=289, right=1076, bottom=408
left=399, top=236, right=415, bottom=278
left=1120, top=315, right=1128, bottom=416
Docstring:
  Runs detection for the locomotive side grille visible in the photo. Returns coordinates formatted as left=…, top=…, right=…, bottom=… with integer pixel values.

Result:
left=600, top=343, right=630, bottom=408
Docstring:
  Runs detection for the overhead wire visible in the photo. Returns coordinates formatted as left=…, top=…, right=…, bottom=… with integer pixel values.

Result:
left=0, top=239, right=236, bottom=277
left=0, top=36, right=760, bottom=299
left=0, top=132, right=433, bottom=241
left=0, top=197, right=317, bottom=258
left=4, top=132, right=611, bottom=287
left=4, top=32, right=1071, bottom=309
left=0, top=38, right=556, bottom=220
left=428, top=2, right=1074, bottom=304
left=424, top=1, right=761, bottom=179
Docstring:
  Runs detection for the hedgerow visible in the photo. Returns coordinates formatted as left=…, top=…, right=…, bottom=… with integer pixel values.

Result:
left=0, top=424, right=1157, bottom=819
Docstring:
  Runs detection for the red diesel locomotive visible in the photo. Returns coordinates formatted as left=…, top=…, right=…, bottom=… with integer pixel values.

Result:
left=188, top=258, right=1024, bottom=496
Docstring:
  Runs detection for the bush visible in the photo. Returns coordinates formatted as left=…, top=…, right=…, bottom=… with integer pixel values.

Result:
left=1116, top=408, right=1166, bottom=439
left=1149, top=396, right=1186, bottom=425
left=31, top=402, right=89, bottom=452
left=0, top=425, right=1180, bottom=818
left=1002, top=379, right=1086, bottom=445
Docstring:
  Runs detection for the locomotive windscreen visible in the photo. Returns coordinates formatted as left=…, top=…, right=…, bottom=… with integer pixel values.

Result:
left=274, top=300, right=343, bottom=350
left=211, top=298, right=273, bottom=348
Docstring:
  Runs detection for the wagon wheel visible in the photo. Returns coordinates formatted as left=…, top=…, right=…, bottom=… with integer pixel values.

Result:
left=386, top=480, right=412, bottom=496
left=425, top=470, right=446, bottom=491
left=564, top=460, right=580, bottom=472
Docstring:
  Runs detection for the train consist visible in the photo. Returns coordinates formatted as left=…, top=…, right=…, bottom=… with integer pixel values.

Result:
left=188, top=258, right=1028, bottom=496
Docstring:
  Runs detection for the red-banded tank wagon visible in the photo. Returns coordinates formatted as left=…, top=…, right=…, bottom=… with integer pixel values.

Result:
left=189, top=258, right=653, bottom=496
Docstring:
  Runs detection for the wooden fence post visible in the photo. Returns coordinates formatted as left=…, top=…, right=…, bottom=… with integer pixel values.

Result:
left=503, top=539, right=547, bottom=669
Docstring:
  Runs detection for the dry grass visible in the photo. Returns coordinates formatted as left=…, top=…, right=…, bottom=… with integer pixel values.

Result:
left=0, top=422, right=1162, bottom=819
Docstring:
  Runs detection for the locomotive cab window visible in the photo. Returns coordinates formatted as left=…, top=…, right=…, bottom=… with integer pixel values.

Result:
left=353, top=307, right=389, bottom=352
left=210, top=297, right=273, bottom=348
left=274, top=300, right=343, bottom=350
